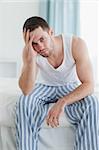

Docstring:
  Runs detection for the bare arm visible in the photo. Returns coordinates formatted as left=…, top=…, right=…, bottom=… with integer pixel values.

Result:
left=19, top=59, right=38, bottom=95
left=62, top=36, right=94, bottom=105
left=46, top=36, right=95, bottom=127
left=46, top=36, right=94, bottom=127
left=19, top=29, right=38, bottom=95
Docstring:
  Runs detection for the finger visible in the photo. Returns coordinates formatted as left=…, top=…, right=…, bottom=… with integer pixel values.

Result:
left=29, top=34, right=34, bottom=45
left=47, top=116, right=55, bottom=128
left=23, top=28, right=26, bottom=43
left=53, top=117, right=59, bottom=127
left=48, top=120, right=55, bottom=128
left=26, top=29, right=30, bottom=44
left=46, top=114, right=52, bottom=126
left=46, top=111, right=51, bottom=120
left=29, top=36, right=36, bottom=53
left=46, top=115, right=50, bottom=125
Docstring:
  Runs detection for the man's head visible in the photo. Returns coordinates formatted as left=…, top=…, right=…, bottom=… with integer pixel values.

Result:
left=23, top=16, right=54, bottom=57
left=23, top=16, right=50, bottom=33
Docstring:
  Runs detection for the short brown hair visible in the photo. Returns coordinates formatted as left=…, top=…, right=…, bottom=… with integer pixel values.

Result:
left=23, top=16, right=50, bottom=32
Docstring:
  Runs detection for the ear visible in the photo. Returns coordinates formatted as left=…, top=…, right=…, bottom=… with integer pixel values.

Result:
left=48, top=28, right=54, bottom=36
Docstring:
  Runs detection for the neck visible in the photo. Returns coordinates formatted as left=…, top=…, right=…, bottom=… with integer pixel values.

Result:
left=47, top=35, right=62, bottom=61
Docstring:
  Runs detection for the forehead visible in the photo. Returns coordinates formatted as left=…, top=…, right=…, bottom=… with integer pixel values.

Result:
left=30, top=27, right=48, bottom=42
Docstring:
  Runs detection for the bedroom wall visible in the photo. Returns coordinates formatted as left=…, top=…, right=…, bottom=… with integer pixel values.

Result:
left=0, top=1, right=39, bottom=78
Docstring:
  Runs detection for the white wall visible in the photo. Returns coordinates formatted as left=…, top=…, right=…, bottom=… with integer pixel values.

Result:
left=0, top=1, right=39, bottom=77
left=80, top=1, right=98, bottom=85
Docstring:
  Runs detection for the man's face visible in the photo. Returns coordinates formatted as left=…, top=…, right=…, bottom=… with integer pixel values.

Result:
left=29, top=27, right=54, bottom=57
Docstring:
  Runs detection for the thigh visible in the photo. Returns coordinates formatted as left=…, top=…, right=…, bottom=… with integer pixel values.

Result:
left=16, top=84, right=57, bottom=117
left=64, top=94, right=99, bottom=125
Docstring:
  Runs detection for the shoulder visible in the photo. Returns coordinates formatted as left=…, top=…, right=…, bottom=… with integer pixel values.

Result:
left=72, top=35, right=87, bottom=49
left=72, top=35, right=89, bottom=61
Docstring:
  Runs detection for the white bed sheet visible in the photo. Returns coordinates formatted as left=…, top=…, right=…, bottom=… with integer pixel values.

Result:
left=0, top=78, right=21, bottom=127
left=0, top=125, right=75, bottom=150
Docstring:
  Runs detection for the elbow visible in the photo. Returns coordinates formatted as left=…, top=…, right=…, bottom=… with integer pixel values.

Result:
left=87, top=82, right=94, bottom=95
left=20, top=87, right=33, bottom=96
left=19, top=81, right=33, bottom=96
left=82, top=81, right=94, bottom=95
left=89, top=86, right=94, bottom=95
left=22, top=90, right=31, bottom=96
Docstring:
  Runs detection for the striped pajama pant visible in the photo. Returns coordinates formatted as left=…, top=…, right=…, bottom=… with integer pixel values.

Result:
left=15, top=83, right=99, bottom=150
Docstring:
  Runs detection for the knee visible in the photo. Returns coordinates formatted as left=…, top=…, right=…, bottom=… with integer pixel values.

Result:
left=85, top=94, right=99, bottom=112
left=17, top=94, right=39, bottom=114
left=16, top=94, right=31, bottom=114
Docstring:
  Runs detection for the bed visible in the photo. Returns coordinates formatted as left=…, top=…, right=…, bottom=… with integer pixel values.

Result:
left=0, top=78, right=99, bottom=150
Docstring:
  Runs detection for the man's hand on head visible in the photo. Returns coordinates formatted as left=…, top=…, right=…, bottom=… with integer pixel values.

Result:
left=22, top=28, right=37, bottom=65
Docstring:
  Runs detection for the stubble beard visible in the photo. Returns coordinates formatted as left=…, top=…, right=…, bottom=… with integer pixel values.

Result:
left=41, top=40, right=54, bottom=58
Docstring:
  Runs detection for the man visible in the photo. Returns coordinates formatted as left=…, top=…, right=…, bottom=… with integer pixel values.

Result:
left=16, top=16, right=99, bottom=150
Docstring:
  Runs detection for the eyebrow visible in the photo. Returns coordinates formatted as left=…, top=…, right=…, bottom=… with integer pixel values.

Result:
left=32, top=41, right=37, bottom=45
left=32, top=36, right=44, bottom=45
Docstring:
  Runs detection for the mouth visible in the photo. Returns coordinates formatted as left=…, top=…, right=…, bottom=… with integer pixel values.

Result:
left=39, top=49, right=49, bottom=57
left=39, top=49, right=47, bottom=54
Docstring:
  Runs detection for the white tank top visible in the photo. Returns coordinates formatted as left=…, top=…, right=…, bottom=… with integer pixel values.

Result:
left=35, top=34, right=79, bottom=86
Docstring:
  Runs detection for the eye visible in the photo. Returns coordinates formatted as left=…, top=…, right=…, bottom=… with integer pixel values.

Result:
left=32, top=42, right=38, bottom=46
left=40, top=37, right=45, bottom=42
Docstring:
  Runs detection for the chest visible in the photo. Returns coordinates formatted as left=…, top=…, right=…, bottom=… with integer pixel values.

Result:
left=48, top=57, right=63, bottom=69
left=47, top=49, right=64, bottom=69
